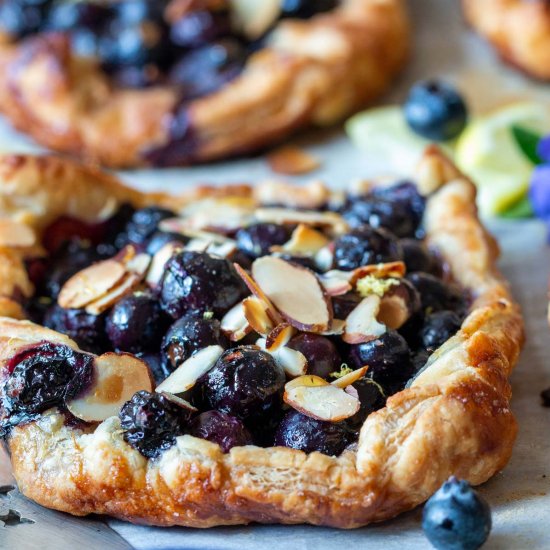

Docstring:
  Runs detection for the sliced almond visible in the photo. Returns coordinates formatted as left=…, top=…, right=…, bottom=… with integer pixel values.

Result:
left=242, top=296, right=274, bottom=335
left=221, top=301, right=252, bottom=341
left=267, top=146, right=321, bottom=175
left=159, top=391, right=198, bottom=413
left=58, top=259, right=126, bottom=309
left=378, top=293, right=410, bottom=330
left=343, top=295, right=386, bottom=344
left=284, top=374, right=328, bottom=391
left=155, top=345, right=224, bottom=394
left=126, top=253, right=151, bottom=276
left=254, top=180, right=330, bottom=210
left=265, top=323, right=294, bottom=352
left=230, top=0, right=281, bottom=40
left=84, top=272, right=142, bottom=315
left=254, top=208, right=348, bottom=236
left=184, top=238, right=210, bottom=253
left=257, top=337, right=307, bottom=378
left=352, top=261, right=406, bottom=280
left=270, top=224, right=329, bottom=256
left=252, top=256, right=332, bottom=332
left=0, top=219, right=36, bottom=247
left=330, top=366, right=368, bottom=389
left=207, top=240, right=238, bottom=259
left=284, top=384, right=360, bottom=422
left=314, top=245, right=334, bottom=272
left=66, top=353, right=153, bottom=422
left=158, top=221, right=234, bottom=244
left=146, top=242, right=183, bottom=287
left=319, top=270, right=353, bottom=296
left=320, top=319, right=346, bottom=336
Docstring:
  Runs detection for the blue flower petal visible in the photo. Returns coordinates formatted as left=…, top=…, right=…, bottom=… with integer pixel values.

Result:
left=537, top=135, right=550, bottom=164
left=529, top=164, right=550, bottom=219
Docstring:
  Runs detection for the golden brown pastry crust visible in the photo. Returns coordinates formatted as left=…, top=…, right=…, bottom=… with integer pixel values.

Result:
left=462, top=0, right=550, bottom=80
left=0, top=0, right=410, bottom=168
left=1, top=148, right=523, bottom=528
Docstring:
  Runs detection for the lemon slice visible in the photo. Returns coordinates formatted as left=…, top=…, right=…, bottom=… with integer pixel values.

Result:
left=346, top=106, right=454, bottom=176
left=455, top=102, right=550, bottom=216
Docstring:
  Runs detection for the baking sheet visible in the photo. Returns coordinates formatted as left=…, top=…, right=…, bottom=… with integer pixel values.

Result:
left=1, top=0, right=550, bottom=548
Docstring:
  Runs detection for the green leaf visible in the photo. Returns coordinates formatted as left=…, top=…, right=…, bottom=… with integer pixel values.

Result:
left=500, top=194, right=534, bottom=219
left=510, top=125, right=542, bottom=165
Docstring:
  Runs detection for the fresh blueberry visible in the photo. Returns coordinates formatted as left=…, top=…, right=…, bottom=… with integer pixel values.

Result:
left=189, top=410, right=252, bottom=452
left=332, top=226, right=403, bottom=271
left=161, top=312, right=229, bottom=371
left=422, top=476, right=492, bottom=550
left=420, top=311, right=462, bottom=353
left=106, top=290, right=168, bottom=353
left=160, top=251, right=248, bottom=319
left=404, top=80, right=468, bottom=142
left=287, top=333, right=341, bottom=379
left=274, top=409, right=351, bottom=455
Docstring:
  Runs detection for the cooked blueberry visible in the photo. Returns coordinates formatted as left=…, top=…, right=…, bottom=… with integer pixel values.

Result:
left=160, top=251, right=248, bottom=319
left=46, top=2, right=111, bottom=32
left=412, top=349, right=431, bottom=374
left=106, top=290, right=167, bottom=353
left=170, top=8, right=231, bottom=48
left=0, top=343, right=93, bottom=434
left=44, top=305, right=106, bottom=354
left=169, top=39, right=247, bottom=99
left=114, top=0, right=167, bottom=24
left=42, top=216, right=109, bottom=254
left=190, top=410, right=252, bottom=452
left=422, top=476, right=491, bottom=550
left=347, top=377, right=387, bottom=429
left=331, top=292, right=362, bottom=319
left=332, top=226, right=402, bottom=271
left=287, top=333, right=341, bottom=379
left=136, top=352, right=168, bottom=385
left=196, top=346, right=285, bottom=420
left=347, top=330, right=413, bottom=394
left=145, top=231, right=188, bottom=254
left=400, top=239, right=435, bottom=273
left=236, top=223, right=293, bottom=259
left=0, top=0, right=50, bottom=37
left=372, top=181, right=426, bottom=223
left=407, top=272, right=466, bottom=314
left=119, top=390, right=194, bottom=458
left=274, top=410, right=350, bottom=455
left=281, top=0, right=338, bottom=19
left=161, top=312, right=228, bottom=371
left=420, top=311, right=462, bottom=353
left=122, top=207, right=174, bottom=247
left=71, top=27, right=101, bottom=57
left=275, top=253, right=318, bottom=272
left=404, top=80, right=468, bottom=142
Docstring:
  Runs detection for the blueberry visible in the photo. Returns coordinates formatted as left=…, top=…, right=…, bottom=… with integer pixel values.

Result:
left=145, top=231, right=188, bottom=255
left=332, top=226, right=403, bottom=271
left=347, top=378, right=387, bottom=429
left=122, top=207, right=174, bottom=248
left=196, top=346, right=285, bottom=420
left=44, top=305, right=106, bottom=355
left=106, top=290, right=168, bottom=353
left=404, top=80, right=468, bottom=142
left=0, top=343, right=94, bottom=435
left=161, top=312, right=228, bottom=371
left=136, top=353, right=168, bottom=386
left=46, top=2, right=111, bottom=32
left=170, top=9, right=231, bottom=48
left=236, top=223, right=292, bottom=259
left=274, top=410, right=350, bottom=455
left=0, top=0, right=50, bottom=37
left=119, top=390, right=194, bottom=458
left=189, top=410, right=252, bottom=452
left=372, top=181, right=426, bottom=222
left=400, top=239, right=435, bottom=274
left=407, top=272, right=466, bottom=315
left=287, top=333, right=341, bottom=379
left=275, top=253, right=318, bottom=272
left=160, top=251, right=248, bottom=319
left=347, top=330, right=414, bottom=394
left=420, top=311, right=462, bottom=353
left=281, top=0, right=338, bottom=19
left=331, top=292, right=362, bottom=319
left=114, top=0, right=167, bottom=24
left=422, top=476, right=491, bottom=550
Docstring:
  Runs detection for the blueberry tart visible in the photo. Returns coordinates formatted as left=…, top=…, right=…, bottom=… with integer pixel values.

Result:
left=0, top=0, right=409, bottom=168
left=0, top=148, right=523, bottom=527
left=463, top=0, right=550, bottom=80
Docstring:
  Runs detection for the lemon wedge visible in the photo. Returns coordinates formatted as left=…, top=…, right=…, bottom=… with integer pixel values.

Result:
left=455, top=102, right=550, bottom=216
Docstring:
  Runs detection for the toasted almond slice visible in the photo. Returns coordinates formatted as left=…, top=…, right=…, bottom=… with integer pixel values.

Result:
left=352, top=261, right=406, bottom=281
left=158, top=221, right=234, bottom=244
left=66, top=353, right=153, bottom=422
left=343, top=295, right=386, bottom=344
left=84, top=272, right=142, bottom=315
left=319, top=270, right=353, bottom=296
left=146, top=242, right=183, bottom=287
left=378, top=293, right=410, bottom=330
left=207, top=241, right=237, bottom=259
left=254, top=180, right=330, bottom=210
left=0, top=219, right=36, bottom=247
left=176, top=199, right=254, bottom=233
left=344, top=385, right=359, bottom=400
left=330, top=366, right=368, bottom=389
left=270, top=224, right=329, bottom=255
left=221, top=301, right=252, bottom=341
left=314, top=245, right=334, bottom=272
left=257, top=338, right=307, bottom=378
left=267, top=146, right=321, bottom=175
left=284, top=384, right=360, bottom=422
left=184, top=238, right=210, bottom=253
left=265, top=323, right=294, bottom=352
left=58, top=259, right=126, bottom=309
left=252, top=256, right=332, bottom=332
left=284, top=374, right=328, bottom=391
left=320, top=319, right=346, bottom=336
left=242, top=296, right=274, bottom=335
left=155, top=345, right=224, bottom=394
left=254, top=208, right=349, bottom=236
left=230, top=0, right=280, bottom=40
left=159, top=391, right=198, bottom=413
left=126, top=253, right=151, bottom=276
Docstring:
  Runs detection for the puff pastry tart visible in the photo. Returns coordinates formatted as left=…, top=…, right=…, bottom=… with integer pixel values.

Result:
left=0, top=148, right=523, bottom=528
left=462, top=0, right=550, bottom=80
left=0, top=0, right=409, bottom=168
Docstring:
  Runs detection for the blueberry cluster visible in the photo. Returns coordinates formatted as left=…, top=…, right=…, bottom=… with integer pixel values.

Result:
left=0, top=0, right=337, bottom=94
left=15, top=176, right=468, bottom=459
